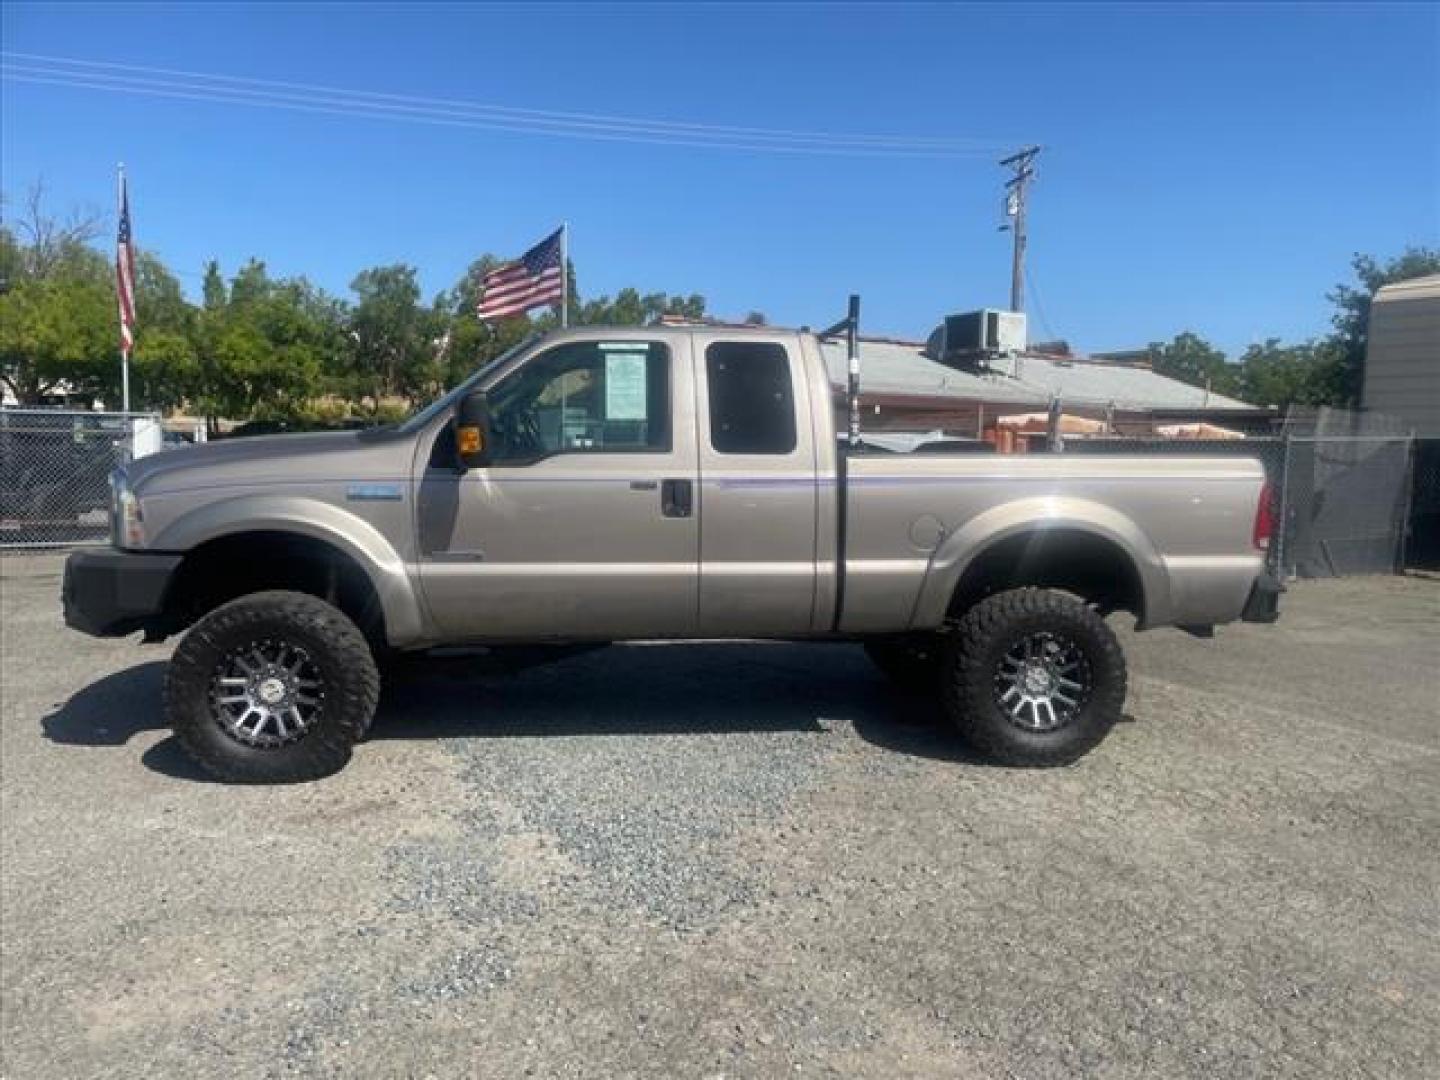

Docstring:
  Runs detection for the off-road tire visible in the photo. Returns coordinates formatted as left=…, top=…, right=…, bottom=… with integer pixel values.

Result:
left=864, top=636, right=943, bottom=693
left=940, top=588, right=1126, bottom=766
left=165, top=590, right=380, bottom=783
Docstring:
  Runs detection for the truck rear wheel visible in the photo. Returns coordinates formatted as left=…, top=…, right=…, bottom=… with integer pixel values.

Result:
left=164, top=590, right=380, bottom=783
left=940, top=588, right=1126, bottom=766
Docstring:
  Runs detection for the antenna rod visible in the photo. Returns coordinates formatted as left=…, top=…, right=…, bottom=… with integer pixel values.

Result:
left=846, top=294, right=861, bottom=448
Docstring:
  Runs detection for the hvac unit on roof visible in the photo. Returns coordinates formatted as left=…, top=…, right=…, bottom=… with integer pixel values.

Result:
left=925, top=309, right=1028, bottom=372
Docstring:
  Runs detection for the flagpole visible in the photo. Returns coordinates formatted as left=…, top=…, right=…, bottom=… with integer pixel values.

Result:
left=118, top=163, right=131, bottom=413
left=559, top=221, right=569, bottom=328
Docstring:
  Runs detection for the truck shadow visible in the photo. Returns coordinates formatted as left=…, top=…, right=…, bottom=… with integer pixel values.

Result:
left=41, top=643, right=990, bottom=782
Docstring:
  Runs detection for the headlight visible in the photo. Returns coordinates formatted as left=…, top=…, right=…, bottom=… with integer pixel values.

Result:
left=110, top=469, right=145, bottom=549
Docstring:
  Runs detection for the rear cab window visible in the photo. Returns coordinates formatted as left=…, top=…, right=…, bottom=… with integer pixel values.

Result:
left=704, top=341, right=797, bottom=455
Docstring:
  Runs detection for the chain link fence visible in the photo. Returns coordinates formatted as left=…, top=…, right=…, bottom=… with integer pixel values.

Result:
left=1403, top=438, right=1440, bottom=571
left=1271, top=408, right=1416, bottom=578
left=1274, top=436, right=1414, bottom=577
left=0, top=409, right=172, bottom=549
left=1062, top=408, right=1420, bottom=579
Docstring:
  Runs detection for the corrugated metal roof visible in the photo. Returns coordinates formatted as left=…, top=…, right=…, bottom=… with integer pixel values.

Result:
left=820, top=339, right=1034, bottom=403
left=1007, top=354, right=1255, bottom=410
left=820, top=339, right=1256, bottom=411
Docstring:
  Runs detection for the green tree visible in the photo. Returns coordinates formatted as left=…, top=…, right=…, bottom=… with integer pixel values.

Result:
left=195, top=312, right=322, bottom=422
left=345, top=264, right=443, bottom=408
left=576, top=288, right=707, bottom=326
left=97, top=251, right=235, bottom=413
left=0, top=225, right=23, bottom=293
left=228, top=258, right=274, bottom=308
left=132, top=328, right=200, bottom=413
left=1327, top=247, right=1440, bottom=405
left=663, top=293, right=706, bottom=321
left=436, top=310, right=529, bottom=388
left=1146, top=332, right=1239, bottom=397
left=201, top=259, right=227, bottom=311
left=0, top=275, right=117, bottom=404
left=1233, top=339, right=1344, bottom=411
left=188, top=259, right=335, bottom=426
left=0, top=189, right=116, bottom=403
left=134, top=252, right=192, bottom=334
left=581, top=286, right=646, bottom=326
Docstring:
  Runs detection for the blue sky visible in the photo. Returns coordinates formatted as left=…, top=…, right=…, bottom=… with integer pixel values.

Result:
left=3, top=2, right=1436, bottom=356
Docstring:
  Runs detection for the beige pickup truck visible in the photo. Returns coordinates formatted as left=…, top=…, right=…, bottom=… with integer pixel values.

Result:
left=64, top=307, right=1280, bottom=781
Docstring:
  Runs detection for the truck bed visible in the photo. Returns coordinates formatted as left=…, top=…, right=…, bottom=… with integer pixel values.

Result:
left=837, top=452, right=1268, bottom=633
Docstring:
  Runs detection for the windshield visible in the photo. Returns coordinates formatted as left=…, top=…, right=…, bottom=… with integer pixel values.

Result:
left=394, top=337, right=537, bottom=435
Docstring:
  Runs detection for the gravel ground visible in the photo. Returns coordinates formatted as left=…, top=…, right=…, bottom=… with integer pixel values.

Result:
left=2, top=554, right=1437, bottom=1078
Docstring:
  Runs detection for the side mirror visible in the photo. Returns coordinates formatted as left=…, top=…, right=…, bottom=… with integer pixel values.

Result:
left=454, top=390, right=493, bottom=470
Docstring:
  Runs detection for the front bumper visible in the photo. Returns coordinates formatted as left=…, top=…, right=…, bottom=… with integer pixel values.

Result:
left=62, top=548, right=183, bottom=637
left=1240, top=570, right=1284, bottom=624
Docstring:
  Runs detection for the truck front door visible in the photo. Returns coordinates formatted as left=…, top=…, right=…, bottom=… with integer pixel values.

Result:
left=417, top=334, right=699, bottom=640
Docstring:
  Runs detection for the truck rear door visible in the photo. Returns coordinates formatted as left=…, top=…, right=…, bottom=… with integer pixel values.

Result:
left=693, top=333, right=821, bottom=635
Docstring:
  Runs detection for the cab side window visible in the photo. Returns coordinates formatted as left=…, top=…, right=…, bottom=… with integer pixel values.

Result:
left=705, top=341, right=797, bottom=454
left=487, top=341, right=670, bottom=463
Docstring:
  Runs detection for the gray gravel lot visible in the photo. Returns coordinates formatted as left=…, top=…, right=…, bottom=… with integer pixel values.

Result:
left=2, top=554, right=1438, bottom=1078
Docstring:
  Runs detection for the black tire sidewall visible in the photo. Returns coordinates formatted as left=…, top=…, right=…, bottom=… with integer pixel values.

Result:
left=165, top=591, right=379, bottom=783
left=944, top=590, right=1126, bottom=765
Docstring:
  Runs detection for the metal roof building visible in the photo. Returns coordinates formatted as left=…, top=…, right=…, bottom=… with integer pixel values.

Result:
left=818, top=338, right=1265, bottom=434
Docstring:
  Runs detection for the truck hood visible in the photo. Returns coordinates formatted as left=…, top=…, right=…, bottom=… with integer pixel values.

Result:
left=128, top=429, right=417, bottom=496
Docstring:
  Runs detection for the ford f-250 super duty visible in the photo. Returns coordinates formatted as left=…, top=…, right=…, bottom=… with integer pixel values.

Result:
left=63, top=304, right=1281, bottom=782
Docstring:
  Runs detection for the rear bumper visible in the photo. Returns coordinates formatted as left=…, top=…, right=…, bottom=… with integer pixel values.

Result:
left=63, top=548, right=182, bottom=637
left=1240, top=570, right=1284, bottom=624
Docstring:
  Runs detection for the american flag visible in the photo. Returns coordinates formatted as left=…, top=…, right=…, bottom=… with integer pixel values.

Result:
left=116, top=173, right=137, bottom=354
left=476, top=227, right=564, bottom=321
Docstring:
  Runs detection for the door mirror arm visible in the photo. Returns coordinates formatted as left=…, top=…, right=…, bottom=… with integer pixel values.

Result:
left=454, top=390, right=493, bottom=471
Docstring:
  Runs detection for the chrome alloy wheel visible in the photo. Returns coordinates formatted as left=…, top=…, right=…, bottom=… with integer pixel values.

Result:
left=993, top=631, right=1091, bottom=732
left=209, top=638, right=326, bottom=748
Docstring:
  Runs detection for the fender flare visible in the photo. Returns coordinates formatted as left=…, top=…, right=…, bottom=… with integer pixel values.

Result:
left=910, top=496, right=1171, bottom=629
left=149, top=494, right=427, bottom=646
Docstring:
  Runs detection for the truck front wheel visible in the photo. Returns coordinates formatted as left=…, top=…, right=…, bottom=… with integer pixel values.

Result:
left=164, top=590, right=380, bottom=782
left=940, top=588, right=1126, bottom=766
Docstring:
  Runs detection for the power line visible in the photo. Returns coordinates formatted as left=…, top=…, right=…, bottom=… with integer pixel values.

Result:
left=1023, top=265, right=1059, bottom=344
left=4, top=51, right=1006, bottom=150
left=1, top=68, right=993, bottom=158
left=1, top=70, right=983, bottom=158
left=1, top=52, right=1013, bottom=158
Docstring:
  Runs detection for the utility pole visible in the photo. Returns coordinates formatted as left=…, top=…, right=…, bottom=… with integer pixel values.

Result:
left=1000, top=145, right=1041, bottom=314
